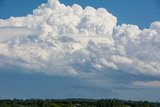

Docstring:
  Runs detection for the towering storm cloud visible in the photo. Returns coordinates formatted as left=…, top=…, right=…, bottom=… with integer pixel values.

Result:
left=0, top=0, right=160, bottom=99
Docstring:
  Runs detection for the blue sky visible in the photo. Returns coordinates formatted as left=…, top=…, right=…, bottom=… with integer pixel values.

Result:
left=0, top=71, right=160, bottom=101
left=0, top=0, right=160, bottom=28
left=0, top=0, right=160, bottom=101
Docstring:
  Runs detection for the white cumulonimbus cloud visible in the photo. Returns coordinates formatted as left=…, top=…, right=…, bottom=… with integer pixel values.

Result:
left=0, top=0, right=160, bottom=81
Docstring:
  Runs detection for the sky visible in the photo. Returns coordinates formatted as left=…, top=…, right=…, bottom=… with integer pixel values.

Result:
left=0, top=0, right=160, bottom=28
left=0, top=0, right=160, bottom=101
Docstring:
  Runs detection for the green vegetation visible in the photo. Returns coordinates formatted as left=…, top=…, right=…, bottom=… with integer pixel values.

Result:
left=0, top=99, right=159, bottom=107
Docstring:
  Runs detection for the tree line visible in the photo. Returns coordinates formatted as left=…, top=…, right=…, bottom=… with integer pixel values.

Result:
left=0, top=98, right=159, bottom=107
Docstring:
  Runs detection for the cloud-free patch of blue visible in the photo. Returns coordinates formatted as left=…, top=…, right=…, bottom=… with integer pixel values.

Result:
left=0, top=71, right=113, bottom=99
left=0, top=0, right=47, bottom=19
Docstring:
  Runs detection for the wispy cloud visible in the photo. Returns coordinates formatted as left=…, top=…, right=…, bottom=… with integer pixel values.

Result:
left=133, top=81, right=160, bottom=88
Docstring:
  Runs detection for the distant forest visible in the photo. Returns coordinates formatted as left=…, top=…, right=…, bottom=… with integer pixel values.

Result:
left=0, top=99, right=159, bottom=107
